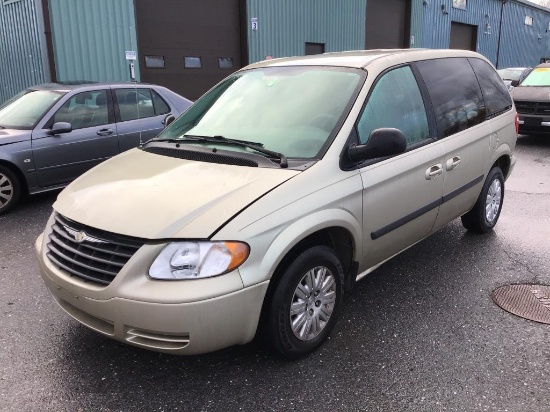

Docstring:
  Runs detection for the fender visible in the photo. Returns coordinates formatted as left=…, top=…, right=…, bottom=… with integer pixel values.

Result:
left=237, top=207, right=363, bottom=288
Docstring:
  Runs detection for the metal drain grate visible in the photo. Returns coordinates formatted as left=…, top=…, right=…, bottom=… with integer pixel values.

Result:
left=492, top=284, right=550, bottom=324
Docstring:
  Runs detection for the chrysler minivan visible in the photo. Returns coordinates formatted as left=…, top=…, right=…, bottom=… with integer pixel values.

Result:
left=36, top=49, right=517, bottom=358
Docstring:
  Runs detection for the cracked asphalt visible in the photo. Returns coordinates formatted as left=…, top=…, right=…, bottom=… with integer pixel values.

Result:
left=1, top=135, right=549, bottom=412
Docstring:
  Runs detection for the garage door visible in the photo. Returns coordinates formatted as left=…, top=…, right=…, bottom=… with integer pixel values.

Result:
left=450, top=21, right=478, bottom=51
left=135, top=0, right=243, bottom=100
left=365, top=0, right=410, bottom=49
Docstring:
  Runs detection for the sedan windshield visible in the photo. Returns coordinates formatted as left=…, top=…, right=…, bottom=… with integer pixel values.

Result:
left=0, top=89, right=64, bottom=129
left=520, top=67, right=550, bottom=86
left=156, top=66, right=364, bottom=159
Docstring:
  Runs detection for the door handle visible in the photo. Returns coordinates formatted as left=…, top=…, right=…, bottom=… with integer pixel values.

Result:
left=425, top=164, right=443, bottom=180
left=96, top=128, right=113, bottom=136
left=445, top=156, right=461, bottom=171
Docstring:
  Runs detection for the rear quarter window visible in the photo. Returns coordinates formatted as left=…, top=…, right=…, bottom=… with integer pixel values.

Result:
left=415, top=58, right=485, bottom=139
left=469, top=58, right=512, bottom=118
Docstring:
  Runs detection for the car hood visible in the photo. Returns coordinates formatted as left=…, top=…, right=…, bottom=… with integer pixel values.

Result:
left=54, top=148, right=299, bottom=239
left=0, top=128, right=31, bottom=146
left=511, top=86, right=550, bottom=101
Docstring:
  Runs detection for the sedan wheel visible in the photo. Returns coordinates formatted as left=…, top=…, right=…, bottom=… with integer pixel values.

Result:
left=0, top=166, right=21, bottom=215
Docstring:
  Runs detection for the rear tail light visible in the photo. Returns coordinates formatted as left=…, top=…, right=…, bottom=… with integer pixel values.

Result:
left=515, top=112, right=519, bottom=135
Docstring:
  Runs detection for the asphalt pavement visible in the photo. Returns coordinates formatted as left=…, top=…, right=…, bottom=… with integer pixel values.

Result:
left=1, top=135, right=549, bottom=412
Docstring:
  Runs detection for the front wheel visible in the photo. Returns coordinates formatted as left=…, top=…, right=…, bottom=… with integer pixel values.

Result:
left=461, top=167, right=504, bottom=233
left=0, top=166, right=21, bottom=215
left=264, top=246, right=344, bottom=359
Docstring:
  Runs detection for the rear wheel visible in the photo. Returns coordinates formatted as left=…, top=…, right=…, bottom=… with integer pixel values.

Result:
left=461, top=167, right=504, bottom=233
left=264, top=246, right=344, bottom=359
left=0, top=166, right=21, bottom=215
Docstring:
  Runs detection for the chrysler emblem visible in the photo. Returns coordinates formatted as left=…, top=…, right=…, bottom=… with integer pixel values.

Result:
left=63, top=225, right=108, bottom=244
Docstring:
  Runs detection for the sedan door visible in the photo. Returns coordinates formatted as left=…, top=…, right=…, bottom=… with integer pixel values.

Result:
left=32, top=89, right=119, bottom=188
left=356, top=65, right=445, bottom=269
left=113, top=87, right=172, bottom=152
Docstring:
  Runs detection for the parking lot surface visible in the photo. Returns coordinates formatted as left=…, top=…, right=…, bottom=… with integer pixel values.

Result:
left=1, top=135, right=549, bottom=412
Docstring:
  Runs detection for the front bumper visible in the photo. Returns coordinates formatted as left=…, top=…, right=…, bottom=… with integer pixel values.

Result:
left=36, top=232, right=269, bottom=355
left=518, top=114, right=550, bottom=134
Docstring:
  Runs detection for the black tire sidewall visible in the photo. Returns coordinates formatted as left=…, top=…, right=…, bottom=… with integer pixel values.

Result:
left=267, top=246, right=344, bottom=359
left=0, top=166, right=21, bottom=215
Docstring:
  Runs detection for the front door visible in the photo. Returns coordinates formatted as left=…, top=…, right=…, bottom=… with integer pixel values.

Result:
left=32, top=89, right=119, bottom=188
left=356, top=65, right=445, bottom=269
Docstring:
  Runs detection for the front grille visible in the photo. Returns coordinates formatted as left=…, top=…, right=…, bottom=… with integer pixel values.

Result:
left=46, top=214, right=145, bottom=285
left=514, top=100, right=550, bottom=115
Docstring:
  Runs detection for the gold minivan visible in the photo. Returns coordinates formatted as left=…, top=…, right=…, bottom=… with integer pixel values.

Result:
left=36, top=49, right=517, bottom=358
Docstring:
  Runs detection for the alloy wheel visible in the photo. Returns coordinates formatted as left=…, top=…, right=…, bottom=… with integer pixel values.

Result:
left=289, top=266, right=337, bottom=341
left=485, top=178, right=502, bottom=224
left=0, top=172, right=13, bottom=208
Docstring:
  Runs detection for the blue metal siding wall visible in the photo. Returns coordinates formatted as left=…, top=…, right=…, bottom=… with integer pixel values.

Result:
left=246, top=0, right=366, bottom=64
left=48, top=0, right=139, bottom=82
left=498, top=1, right=550, bottom=68
left=421, top=0, right=501, bottom=61
left=0, top=0, right=48, bottom=103
left=419, top=0, right=550, bottom=67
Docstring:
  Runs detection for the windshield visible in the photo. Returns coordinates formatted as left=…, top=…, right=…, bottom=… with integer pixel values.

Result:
left=497, top=68, right=524, bottom=81
left=520, top=67, right=550, bottom=86
left=0, top=89, right=64, bottom=129
left=156, top=66, right=364, bottom=159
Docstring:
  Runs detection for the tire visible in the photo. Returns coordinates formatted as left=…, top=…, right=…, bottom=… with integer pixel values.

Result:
left=0, top=166, right=21, bottom=215
left=461, top=167, right=504, bottom=233
left=264, top=246, right=344, bottom=359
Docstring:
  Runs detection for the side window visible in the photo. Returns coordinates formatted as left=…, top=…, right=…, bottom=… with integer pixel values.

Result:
left=115, top=88, right=156, bottom=122
left=468, top=58, right=513, bottom=118
left=151, top=89, right=171, bottom=115
left=52, top=90, right=109, bottom=130
left=357, top=65, right=430, bottom=146
left=416, top=58, right=485, bottom=138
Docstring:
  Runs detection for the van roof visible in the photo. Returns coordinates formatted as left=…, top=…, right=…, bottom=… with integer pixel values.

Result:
left=245, top=48, right=485, bottom=70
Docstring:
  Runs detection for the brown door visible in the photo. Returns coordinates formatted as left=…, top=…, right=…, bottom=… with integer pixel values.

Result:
left=450, top=21, right=478, bottom=51
left=365, top=0, right=410, bottom=49
left=135, top=0, right=243, bottom=100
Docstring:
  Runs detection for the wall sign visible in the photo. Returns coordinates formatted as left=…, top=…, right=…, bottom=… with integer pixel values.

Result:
left=251, top=17, right=258, bottom=31
left=125, top=51, right=137, bottom=60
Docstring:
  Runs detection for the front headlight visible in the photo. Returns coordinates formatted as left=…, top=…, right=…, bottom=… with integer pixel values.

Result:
left=149, top=241, right=250, bottom=280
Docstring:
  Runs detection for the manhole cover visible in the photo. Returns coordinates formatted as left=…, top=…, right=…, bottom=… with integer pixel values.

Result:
left=492, top=284, right=550, bottom=324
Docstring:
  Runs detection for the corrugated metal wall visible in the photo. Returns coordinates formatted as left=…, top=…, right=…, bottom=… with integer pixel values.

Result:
left=48, top=0, right=140, bottom=83
left=410, top=0, right=424, bottom=48
left=0, top=0, right=48, bottom=103
left=498, top=1, right=550, bottom=68
left=420, top=0, right=501, bottom=60
left=246, top=0, right=366, bottom=63
left=417, top=0, right=550, bottom=68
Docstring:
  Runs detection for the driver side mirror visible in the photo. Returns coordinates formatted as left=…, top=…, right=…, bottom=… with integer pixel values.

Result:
left=48, top=122, right=72, bottom=136
left=348, top=128, right=407, bottom=162
left=163, top=114, right=176, bottom=128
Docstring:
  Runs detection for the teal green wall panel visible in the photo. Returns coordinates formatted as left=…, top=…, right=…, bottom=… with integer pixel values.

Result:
left=246, top=0, right=366, bottom=64
left=410, top=0, right=424, bottom=48
left=0, top=0, right=48, bottom=103
left=48, top=0, right=140, bottom=83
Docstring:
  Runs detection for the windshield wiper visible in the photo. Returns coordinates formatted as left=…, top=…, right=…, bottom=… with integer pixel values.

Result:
left=183, top=134, right=288, bottom=168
